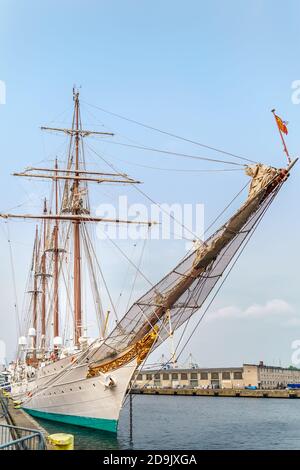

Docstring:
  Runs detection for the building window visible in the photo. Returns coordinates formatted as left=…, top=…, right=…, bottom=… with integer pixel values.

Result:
left=222, top=372, right=230, bottom=380
left=162, top=373, right=169, bottom=380
left=190, top=374, right=199, bottom=387
left=146, top=374, right=152, bottom=380
left=234, top=372, right=243, bottom=380
left=137, top=374, right=143, bottom=381
left=200, top=372, right=208, bottom=380
left=181, top=373, right=188, bottom=380
left=211, top=372, right=219, bottom=380
left=172, top=373, right=178, bottom=380
left=154, top=372, right=161, bottom=386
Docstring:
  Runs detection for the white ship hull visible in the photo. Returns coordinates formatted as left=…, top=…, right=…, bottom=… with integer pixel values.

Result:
left=11, top=356, right=137, bottom=433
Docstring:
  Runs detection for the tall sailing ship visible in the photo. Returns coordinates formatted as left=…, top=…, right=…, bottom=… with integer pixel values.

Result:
left=1, top=91, right=297, bottom=433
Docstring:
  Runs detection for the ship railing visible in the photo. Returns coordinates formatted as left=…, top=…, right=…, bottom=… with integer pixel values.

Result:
left=0, top=423, right=46, bottom=450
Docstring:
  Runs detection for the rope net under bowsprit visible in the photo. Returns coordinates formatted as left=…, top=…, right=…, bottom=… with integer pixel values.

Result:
left=89, top=164, right=287, bottom=364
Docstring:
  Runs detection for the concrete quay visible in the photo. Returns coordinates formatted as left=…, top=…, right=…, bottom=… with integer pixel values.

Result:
left=131, top=387, right=300, bottom=398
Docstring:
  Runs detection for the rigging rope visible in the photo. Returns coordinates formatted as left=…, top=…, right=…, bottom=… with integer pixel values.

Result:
left=82, top=224, right=107, bottom=333
left=82, top=223, right=119, bottom=324
left=93, top=139, right=246, bottom=167
left=81, top=103, right=245, bottom=173
left=127, top=182, right=283, bottom=398
left=115, top=242, right=138, bottom=311
left=204, top=180, right=250, bottom=236
left=97, top=157, right=244, bottom=173
left=96, top=223, right=154, bottom=289
left=2, top=221, right=21, bottom=337
left=125, top=236, right=148, bottom=314
left=174, top=184, right=282, bottom=361
left=82, top=100, right=257, bottom=164
left=87, top=142, right=204, bottom=243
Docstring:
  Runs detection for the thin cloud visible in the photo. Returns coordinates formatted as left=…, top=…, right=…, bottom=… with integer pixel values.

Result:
left=207, top=299, right=295, bottom=322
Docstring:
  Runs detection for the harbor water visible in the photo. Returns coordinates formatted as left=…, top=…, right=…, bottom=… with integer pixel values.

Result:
left=34, top=395, right=300, bottom=450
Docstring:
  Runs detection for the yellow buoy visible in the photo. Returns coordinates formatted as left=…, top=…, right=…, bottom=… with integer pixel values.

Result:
left=48, top=433, right=74, bottom=450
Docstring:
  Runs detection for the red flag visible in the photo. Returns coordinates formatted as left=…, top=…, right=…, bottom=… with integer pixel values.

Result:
left=275, top=114, right=288, bottom=135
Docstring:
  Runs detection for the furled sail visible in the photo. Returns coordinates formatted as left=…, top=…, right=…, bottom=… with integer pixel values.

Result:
left=89, top=163, right=289, bottom=365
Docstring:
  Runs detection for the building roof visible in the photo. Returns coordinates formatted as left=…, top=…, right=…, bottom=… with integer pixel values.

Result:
left=139, top=367, right=243, bottom=374
left=243, top=363, right=300, bottom=372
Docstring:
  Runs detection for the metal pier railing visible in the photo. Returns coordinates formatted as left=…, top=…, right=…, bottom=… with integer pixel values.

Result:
left=0, top=394, right=46, bottom=450
left=0, top=423, right=46, bottom=450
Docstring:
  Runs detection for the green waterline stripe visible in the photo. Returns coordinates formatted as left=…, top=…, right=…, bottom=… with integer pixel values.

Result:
left=23, top=407, right=118, bottom=433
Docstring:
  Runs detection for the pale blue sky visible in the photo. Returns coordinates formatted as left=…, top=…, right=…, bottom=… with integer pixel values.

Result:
left=0, top=0, right=299, bottom=367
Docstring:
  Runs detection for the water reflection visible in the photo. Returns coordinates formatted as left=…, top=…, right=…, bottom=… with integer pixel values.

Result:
left=34, top=395, right=300, bottom=450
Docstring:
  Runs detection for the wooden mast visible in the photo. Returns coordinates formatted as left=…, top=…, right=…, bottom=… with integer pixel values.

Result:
left=53, top=159, right=59, bottom=339
left=73, top=90, right=82, bottom=346
left=41, top=198, right=47, bottom=343
left=1, top=88, right=154, bottom=354
left=32, top=225, right=39, bottom=356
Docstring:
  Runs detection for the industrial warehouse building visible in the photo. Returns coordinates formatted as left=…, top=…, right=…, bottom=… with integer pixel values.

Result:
left=135, top=362, right=300, bottom=390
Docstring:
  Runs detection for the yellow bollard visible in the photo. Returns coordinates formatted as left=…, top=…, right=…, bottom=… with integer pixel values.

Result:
left=48, top=433, right=74, bottom=450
